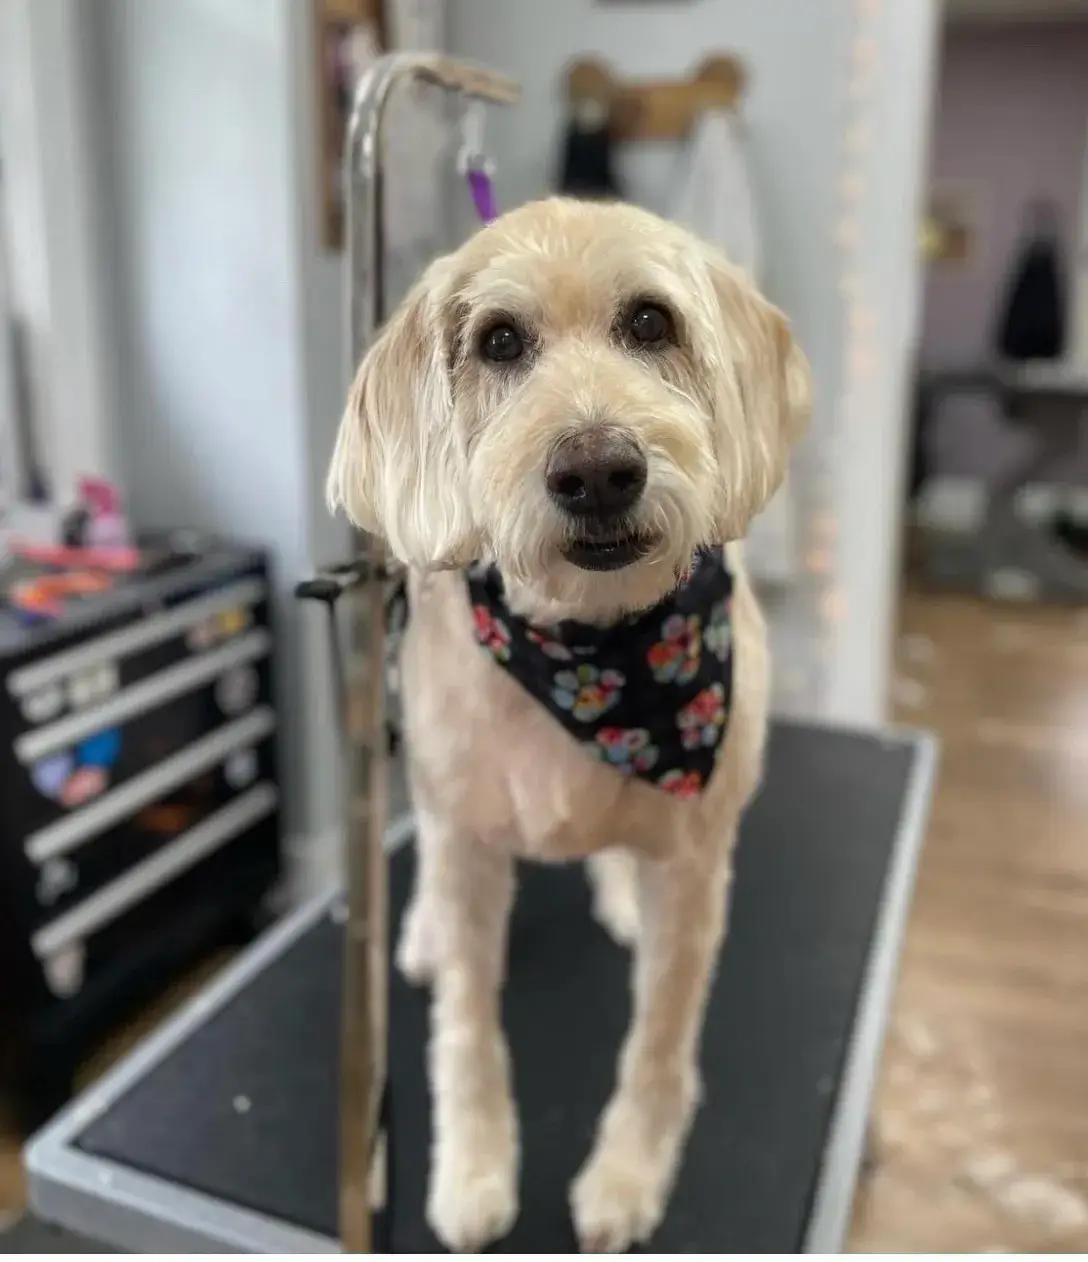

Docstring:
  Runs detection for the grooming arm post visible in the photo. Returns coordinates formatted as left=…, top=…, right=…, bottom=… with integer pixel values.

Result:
left=338, top=53, right=519, bottom=1255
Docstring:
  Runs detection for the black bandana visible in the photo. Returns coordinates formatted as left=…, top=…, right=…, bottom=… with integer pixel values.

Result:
left=466, top=550, right=734, bottom=798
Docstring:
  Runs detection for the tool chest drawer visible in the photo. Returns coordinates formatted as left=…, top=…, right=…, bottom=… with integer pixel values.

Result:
left=0, top=534, right=284, bottom=1131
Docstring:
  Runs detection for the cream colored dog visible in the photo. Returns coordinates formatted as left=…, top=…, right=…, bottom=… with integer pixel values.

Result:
left=327, top=197, right=811, bottom=1252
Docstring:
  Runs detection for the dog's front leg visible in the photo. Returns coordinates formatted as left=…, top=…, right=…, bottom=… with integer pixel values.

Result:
left=571, top=841, right=731, bottom=1253
left=424, top=817, right=519, bottom=1252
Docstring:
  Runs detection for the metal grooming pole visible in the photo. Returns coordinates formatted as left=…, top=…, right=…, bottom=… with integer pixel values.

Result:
left=336, top=53, right=518, bottom=1254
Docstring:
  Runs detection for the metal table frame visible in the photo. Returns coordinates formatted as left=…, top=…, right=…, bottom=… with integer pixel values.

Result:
left=23, top=727, right=936, bottom=1253
left=311, top=52, right=517, bottom=1253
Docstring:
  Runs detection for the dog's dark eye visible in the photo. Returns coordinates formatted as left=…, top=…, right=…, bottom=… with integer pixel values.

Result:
left=628, top=304, right=672, bottom=345
left=480, top=323, right=524, bottom=363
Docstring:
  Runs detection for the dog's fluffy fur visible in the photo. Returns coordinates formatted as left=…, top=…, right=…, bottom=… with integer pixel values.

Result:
left=327, top=197, right=811, bottom=1252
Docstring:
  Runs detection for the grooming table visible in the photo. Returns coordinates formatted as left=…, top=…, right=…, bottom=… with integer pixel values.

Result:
left=24, top=720, right=935, bottom=1253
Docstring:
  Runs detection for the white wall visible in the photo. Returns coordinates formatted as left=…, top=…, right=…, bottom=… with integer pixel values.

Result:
left=0, top=71, right=22, bottom=500
left=0, top=0, right=119, bottom=497
left=0, top=0, right=52, bottom=491
left=96, top=0, right=338, bottom=841
left=448, top=0, right=938, bottom=725
left=825, top=0, right=941, bottom=724
left=5, top=0, right=448, bottom=868
left=6, top=0, right=938, bottom=879
left=102, top=0, right=306, bottom=542
left=283, top=0, right=353, bottom=854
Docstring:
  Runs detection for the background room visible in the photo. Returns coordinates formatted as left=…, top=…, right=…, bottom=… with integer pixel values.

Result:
left=0, top=0, right=1085, bottom=1252
left=871, top=0, right=1088, bottom=1251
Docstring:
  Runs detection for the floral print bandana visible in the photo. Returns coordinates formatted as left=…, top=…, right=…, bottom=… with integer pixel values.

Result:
left=466, top=549, right=734, bottom=798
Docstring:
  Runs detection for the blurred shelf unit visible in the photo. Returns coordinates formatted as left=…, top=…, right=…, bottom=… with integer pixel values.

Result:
left=0, top=535, right=284, bottom=1133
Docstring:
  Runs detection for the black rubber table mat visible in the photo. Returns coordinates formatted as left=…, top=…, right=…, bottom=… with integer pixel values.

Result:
left=75, top=723, right=919, bottom=1252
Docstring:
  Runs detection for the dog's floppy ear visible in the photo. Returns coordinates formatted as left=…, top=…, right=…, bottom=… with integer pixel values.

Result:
left=699, top=250, right=812, bottom=539
left=325, top=254, right=477, bottom=568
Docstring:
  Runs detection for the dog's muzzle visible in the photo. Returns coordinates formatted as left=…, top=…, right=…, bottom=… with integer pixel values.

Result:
left=545, top=429, right=654, bottom=571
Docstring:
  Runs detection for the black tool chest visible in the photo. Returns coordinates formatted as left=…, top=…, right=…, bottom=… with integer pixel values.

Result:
left=0, top=534, right=283, bottom=1131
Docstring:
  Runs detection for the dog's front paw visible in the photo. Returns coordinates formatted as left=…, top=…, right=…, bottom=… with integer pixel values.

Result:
left=590, top=879, right=639, bottom=949
left=570, top=1075, right=697, bottom=1253
left=569, top=1145, right=668, bottom=1254
left=427, top=1135, right=519, bottom=1252
left=395, top=900, right=436, bottom=987
left=586, top=853, right=639, bottom=949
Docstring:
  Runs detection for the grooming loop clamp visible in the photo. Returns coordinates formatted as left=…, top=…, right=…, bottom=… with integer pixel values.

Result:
left=296, top=52, right=518, bottom=1254
left=457, top=100, right=499, bottom=225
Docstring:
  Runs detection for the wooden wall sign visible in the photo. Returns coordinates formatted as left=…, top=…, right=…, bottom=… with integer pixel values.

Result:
left=563, top=54, right=746, bottom=142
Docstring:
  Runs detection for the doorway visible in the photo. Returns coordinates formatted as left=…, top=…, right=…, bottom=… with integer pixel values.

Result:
left=858, top=6, right=1088, bottom=1252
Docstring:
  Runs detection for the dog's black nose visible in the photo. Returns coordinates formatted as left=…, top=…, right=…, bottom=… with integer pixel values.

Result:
left=545, top=430, right=647, bottom=518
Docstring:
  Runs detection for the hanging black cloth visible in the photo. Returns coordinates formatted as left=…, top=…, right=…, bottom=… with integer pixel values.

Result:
left=557, top=102, right=624, bottom=200
left=995, top=198, right=1067, bottom=362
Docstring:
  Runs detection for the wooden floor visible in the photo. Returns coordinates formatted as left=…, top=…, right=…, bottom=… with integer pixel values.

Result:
left=0, top=954, right=229, bottom=1228
left=2, top=582, right=1086, bottom=1250
left=850, top=586, right=1088, bottom=1252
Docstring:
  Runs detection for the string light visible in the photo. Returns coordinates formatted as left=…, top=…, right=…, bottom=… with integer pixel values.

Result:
left=850, top=301, right=877, bottom=335
left=822, top=588, right=848, bottom=624
left=811, top=511, right=838, bottom=543
left=849, top=69, right=876, bottom=103
left=838, top=216, right=864, bottom=249
left=851, top=35, right=880, bottom=68
left=798, top=0, right=882, bottom=715
left=844, top=120, right=873, bottom=156
left=806, top=548, right=833, bottom=576
left=850, top=342, right=879, bottom=379
left=839, top=172, right=866, bottom=203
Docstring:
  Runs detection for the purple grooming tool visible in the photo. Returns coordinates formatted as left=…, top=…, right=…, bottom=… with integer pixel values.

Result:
left=459, top=103, right=499, bottom=224
left=32, top=752, right=73, bottom=800
left=467, top=166, right=498, bottom=224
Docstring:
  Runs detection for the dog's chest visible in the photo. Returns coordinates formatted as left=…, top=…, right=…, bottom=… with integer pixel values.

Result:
left=400, top=569, right=733, bottom=861
left=465, top=555, right=734, bottom=798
